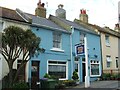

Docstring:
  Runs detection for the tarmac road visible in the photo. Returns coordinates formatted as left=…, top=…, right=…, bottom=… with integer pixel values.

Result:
left=65, top=80, right=120, bottom=90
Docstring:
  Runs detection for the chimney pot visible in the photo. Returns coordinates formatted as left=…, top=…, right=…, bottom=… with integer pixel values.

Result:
left=79, top=9, right=88, bottom=23
left=115, top=23, right=119, bottom=28
left=35, top=0, right=46, bottom=18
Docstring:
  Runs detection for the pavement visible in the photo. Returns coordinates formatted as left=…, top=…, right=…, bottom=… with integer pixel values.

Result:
left=65, top=80, right=120, bottom=90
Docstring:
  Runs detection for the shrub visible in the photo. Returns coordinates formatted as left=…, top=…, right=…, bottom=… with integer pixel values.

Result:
left=43, top=73, right=51, bottom=79
left=63, top=80, right=76, bottom=86
left=12, top=82, right=29, bottom=90
left=72, top=71, right=79, bottom=81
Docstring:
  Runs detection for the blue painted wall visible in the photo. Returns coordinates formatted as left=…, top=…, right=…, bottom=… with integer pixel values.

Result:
left=29, top=26, right=71, bottom=79
left=28, top=25, right=102, bottom=83
left=71, top=28, right=102, bottom=82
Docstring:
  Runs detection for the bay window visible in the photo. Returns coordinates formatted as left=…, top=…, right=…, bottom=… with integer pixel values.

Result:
left=90, top=60, right=100, bottom=76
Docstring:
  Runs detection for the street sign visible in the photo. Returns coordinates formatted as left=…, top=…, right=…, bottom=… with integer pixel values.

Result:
left=75, top=44, right=84, bottom=56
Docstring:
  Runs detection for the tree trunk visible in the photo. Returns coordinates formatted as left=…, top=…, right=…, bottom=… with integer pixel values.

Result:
left=8, top=62, right=13, bottom=88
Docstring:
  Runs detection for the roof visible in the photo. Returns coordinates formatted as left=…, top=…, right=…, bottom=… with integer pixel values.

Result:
left=49, top=15, right=99, bottom=35
left=0, top=6, right=26, bottom=22
left=0, top=6, right=70, bottom=33
left=74, top=19, right=120, bottom=38
left=25, top=13, right=70, bottom=33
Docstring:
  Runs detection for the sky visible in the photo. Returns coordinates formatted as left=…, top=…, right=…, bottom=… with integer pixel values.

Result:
left=0, top=0, right=120, bottom=29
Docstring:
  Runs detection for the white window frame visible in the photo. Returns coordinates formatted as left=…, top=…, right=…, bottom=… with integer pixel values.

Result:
left=90, top=60, right=101, bottom=77
left=106, top=55, right=112, bottom=68
left=51, top=32, right=64, bottom=52
left=105, top=35, right=110, bottom=46
left=47, top=60, right=68, bottom=80
left=53, top=32, right=62, bottom=49
left=80, top=33, right=85, bottom=44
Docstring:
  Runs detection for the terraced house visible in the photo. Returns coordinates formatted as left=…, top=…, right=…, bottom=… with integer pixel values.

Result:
left=49, top=5, right=102, bottom=83
left=0, top=6, right=31, bottom=82
left=74, top=10, right=120, bottom=75
left=0, top=0, right=105, bottom=88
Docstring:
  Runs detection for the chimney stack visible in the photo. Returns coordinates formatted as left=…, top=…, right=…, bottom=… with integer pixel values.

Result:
left=79, top=9, right=88, bottom=23
left=55, top=4, right=66, bottom=19
left=114, top=23, right=120, bottom=32
left=35, top=0, right=46, bottom=18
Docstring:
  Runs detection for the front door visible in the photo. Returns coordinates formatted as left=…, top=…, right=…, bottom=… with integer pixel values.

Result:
left=31, top=61, right=40, bottom=89
left=82, top=63, right=86, bottom=82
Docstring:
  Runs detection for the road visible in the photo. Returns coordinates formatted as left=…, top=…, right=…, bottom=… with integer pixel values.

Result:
left=65, top=80, right=120, bottom=90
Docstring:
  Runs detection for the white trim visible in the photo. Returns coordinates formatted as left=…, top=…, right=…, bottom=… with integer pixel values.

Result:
left=106, top=56, right=112, bottom=62
left=47, top=60, right=68, bottom=80
left=90, top=60, right=101, bottom=77
left=16, top=9, right=29, bottom=22
left=50, top=48, right=64, bottom=52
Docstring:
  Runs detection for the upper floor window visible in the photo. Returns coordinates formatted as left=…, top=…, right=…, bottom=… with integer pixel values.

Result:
left=53, top=32, right=61, bottom=49
left=105, top=35, right=110, bottom=46
left=17, top=60, right=25, bottom=81
left=80, top=33, right=85, bottom=45
left=106, top=55, right=112, bottom=68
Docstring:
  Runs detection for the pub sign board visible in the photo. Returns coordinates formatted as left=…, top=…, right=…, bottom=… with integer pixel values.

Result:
left=75, top=44, right=85, bottom=56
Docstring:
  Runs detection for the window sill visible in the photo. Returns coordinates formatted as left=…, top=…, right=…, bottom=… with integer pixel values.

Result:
left=50, top=48, right=64, bottom=52
left=59, top=78, right=67, bottom=80
left=106, top=44, right=110, bottom=47
left=90, top=75, right=101, bottom=77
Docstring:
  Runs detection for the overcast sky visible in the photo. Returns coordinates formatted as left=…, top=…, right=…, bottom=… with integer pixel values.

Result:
left=0, top=0, right=119, bottom=29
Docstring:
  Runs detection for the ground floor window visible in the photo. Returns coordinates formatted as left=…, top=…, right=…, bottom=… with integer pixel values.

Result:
left=106, top=56, right=112, bottom=68
left=90, top=60, right=100, bottom=76
left=17, top=60, right=25, bottom=81
left=48, top=61, right=67, bottom=80
left=116, top=57, right=118, bottom=68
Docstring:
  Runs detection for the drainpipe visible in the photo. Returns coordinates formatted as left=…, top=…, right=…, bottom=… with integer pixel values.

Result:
left=70, top=26, right=74, bottom=78
left=100, top=32, right=103, bottom=75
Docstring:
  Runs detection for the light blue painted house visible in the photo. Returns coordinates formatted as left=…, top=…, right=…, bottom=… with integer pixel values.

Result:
left=22, top=1, right=102, bottom=87
left=49, top=5, right=102, bottom=83
left=25, top=2, right=72, bottom=88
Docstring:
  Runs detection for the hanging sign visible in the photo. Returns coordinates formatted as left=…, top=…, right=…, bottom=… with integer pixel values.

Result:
left=75, top=44, right=85, bottom=56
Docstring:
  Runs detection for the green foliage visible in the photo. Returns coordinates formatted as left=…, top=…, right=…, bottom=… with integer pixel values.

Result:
left=1, top=26, right=44, bottom=87
left=44, top=73, right=51, bottom=79
left=12, top=82, right=29, bottom=90
left=101, top=73, right=120, bottom=80
left=43, top=73, right=59, bottom=80
left=63, top=80, right=76, bottom=86
left=72, top=71, right=79, bottom=81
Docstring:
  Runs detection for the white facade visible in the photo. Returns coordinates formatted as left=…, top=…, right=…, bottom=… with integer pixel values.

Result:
left=0, top=18, right=30, bottom=81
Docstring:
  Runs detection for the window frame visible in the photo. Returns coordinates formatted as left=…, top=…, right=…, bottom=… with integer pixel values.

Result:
left=53, top=32, right=62, bottom=49
left=116, top=57, right=118, bottom=68
left=17, top=59, right=26, bottom=81
left=80, top=32, right=85, bottom=45
left=105, top=35, right=110, bottom=46
left=47, top=60, right=68, bottom=80
left=90, top=60, right=101, bottom=77
left=106, top=55, right=112, bottom=68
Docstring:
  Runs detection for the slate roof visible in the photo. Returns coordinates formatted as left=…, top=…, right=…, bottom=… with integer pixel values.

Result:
left=25, top=13, right=69, bottom=33
left=49, top=15, right=98, bottom=35
left=0, top=6, right=26, bottom=22
left=74, top=19, right=120, bottom=38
